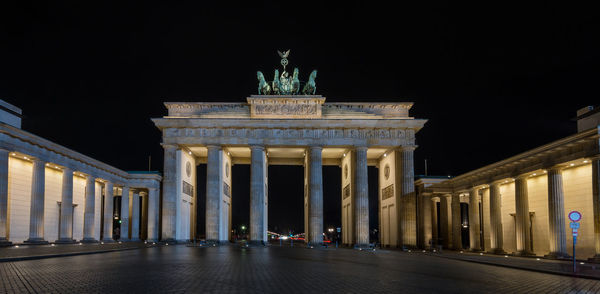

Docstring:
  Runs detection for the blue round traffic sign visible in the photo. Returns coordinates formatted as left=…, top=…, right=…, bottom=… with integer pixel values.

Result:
left=569, top=211, right=582, bottom=222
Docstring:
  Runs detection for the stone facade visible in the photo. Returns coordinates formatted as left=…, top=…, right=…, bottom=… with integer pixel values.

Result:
left=418, top=126, right=600, bottom=259
left=153, top=96, right=426, bottom=246
left=0, top=100, right=161, bottom=245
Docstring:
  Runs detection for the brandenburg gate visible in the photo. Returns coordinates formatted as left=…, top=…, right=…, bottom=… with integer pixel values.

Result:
left=152, top=52, right=427, bottom=247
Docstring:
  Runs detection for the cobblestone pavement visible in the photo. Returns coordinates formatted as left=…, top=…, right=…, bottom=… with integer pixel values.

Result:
left=0, top=242, right=154, bottom=261
left=2, top=245, right=600, bottom=293
left=428, top=250, right=600, bottom=279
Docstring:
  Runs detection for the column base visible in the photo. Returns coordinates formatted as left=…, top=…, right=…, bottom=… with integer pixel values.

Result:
left=0, top=238, right=12, bottom=247
left=469, top=248, right=484, bottom=253
left=100, top=238, right=116, bottom=243
left=80, top=238, right=99, bottom=243
left=588, top=255, right=600, bottom=263
left=130, top=238, right=141, bottom=242
left=146, top=239, right=158, bottom=243
left=247, top=240, right=268, bottom=247
left=512, top=250, right=535, bottom=257
left=54, top=238, right=77, bottom=244
left=544, top=252, right=571, bottom=259
left=24, top=238, right=49, bottom=245
left=489, top=248, right=507, bottom=255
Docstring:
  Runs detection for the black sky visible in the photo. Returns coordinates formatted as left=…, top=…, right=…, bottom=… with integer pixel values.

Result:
left=1, top=2, right=598, bottom=233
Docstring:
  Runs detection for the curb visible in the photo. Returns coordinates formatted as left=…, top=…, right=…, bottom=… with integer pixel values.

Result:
left=426, top=253, right=600, bottom=280
left=0, top=246, right=148, bottom=263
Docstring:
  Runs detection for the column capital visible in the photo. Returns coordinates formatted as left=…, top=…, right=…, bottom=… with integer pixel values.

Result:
left=308, top=145, right=323, bottom=151
left=398, top=145, right=417, bottom=152
left=249, top=145, right=265, bottom=151
left=354, top=146, right=368, bottom=152
left=206, top=144, right=222, bottom=150
left=161, top=143, right=178, bottom=150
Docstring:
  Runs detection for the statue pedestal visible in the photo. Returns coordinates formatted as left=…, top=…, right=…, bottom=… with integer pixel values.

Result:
left=247, top=95, right=325, bottom=119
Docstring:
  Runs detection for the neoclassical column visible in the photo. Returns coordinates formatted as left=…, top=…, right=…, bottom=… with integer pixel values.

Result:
left=514, top=175, right=532, bottom=255
left=0, top=149, right=10, bottom=245
left=307, top=146, right=324, bottom=245
left=398, top=146, right=417, bottom=248
left=147, top=187, right=159, bottom=242
left=249, top=146, right=267, bottom=243
left=206, top=145, right=222, bottom=242
left=546, top=167, right=568, bottom=258
left=120, top=186, right=130, bottom=241
left=419, top=195, right=432, bottom=249
left=102, top=181, right=114, bottom=242
left=354, top=147, right=369, bottom=247
left=431, top=198, right=438, bottom=247
left=161, top=144, right=177, bottom=241
left=593, top=159, right=600, bottom=260
left=82, top=175, right=97, bottom=242
left=451, top=193, right=462, bottom=250
left=439, top=195, right=451, bottom=249
left=131, top=190, right=140, bottom=241
left=489, top=182, right=505, bottom=254
left=57, top=167, right=75, bottom=243
left=468, top=188, right=481, bottom=251
left=26, top=158, right=47, bottom=243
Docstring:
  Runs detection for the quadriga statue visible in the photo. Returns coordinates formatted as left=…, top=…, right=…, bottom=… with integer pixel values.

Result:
left=257, top=71, right=271, bottom=95
left=302, top=70, right=317, bottom=95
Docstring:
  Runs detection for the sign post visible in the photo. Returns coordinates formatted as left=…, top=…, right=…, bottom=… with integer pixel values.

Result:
left=569, top=211, right=582, bottom=273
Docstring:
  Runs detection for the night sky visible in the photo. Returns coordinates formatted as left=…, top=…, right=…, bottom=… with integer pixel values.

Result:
left=1, top=2, right=598, bottom=234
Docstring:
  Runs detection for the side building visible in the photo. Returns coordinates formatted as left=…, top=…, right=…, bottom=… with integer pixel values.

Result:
left=417, top=106, right=600, bottom=260
left=0, top=100, right=161, bottom=245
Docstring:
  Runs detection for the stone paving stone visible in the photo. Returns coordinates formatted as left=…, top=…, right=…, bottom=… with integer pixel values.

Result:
left=0, top=242, right=152, bottom=260
left=428, top=250, right=600, bottom=278
left=1, top=245, right=600, bottom=293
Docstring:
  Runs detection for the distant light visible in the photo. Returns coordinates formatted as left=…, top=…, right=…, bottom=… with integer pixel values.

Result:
left=101, top=242, right=104, bottom=244
left=188, top=151, right=192, bottom=155
left=570, top=163, right=575, bottom=167
left=227, top=152, right=230, bottom=156
left=584, top=160, right=589, bottom=163
left=479, top=253, right=483, bottom=255
left=448, top=175, right=451, bottom=178
left=23, top=156, right=28, bottom=160
left=51, top=244, right=55, bottom=246
left=11, top=153, right=16, bottom=156
left=383, top=153, right=387, bottom=157
left=504, top=255, right=508, bottom=258
left=536, top=258, right=540, bottom=261
left=15, top=245, right=19, bottom=248
left=580, top=262, right=585, bottom=265
left=79, top=243, right=82, bottom=245
left=460, top=251, right=463, bottom=253
left=281, top=236, right=288, bottom=240
left=422, top=250, right=426, bottom=253
left=343, top=153, right=346, bottom=157
left=166, top=243, right=169, bottom=246
left=408, top=250, right=411, bottom=252
left=543, top=170, right=547, bottom=173
left=532, top=173, right=536, bottom=176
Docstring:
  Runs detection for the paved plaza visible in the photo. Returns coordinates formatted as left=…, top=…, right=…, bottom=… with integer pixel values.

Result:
left=2, top=245, right=600, bottom=293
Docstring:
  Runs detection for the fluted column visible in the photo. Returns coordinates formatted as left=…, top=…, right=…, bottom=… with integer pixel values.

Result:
left=546, top=168, right=568, bottom=258
left=57, top=167, right=75, bottom=243
left=593, top=159, right=600, bottom=260
left=431, top=198, right=438, bottom=247
left=420, top=195, right=432, bottom=248
left=147, top=187, right=159, bottom=242
left=82, top=176, right=96, bottom=242
left=0, top=149, right=10, bottom=245
left=439, top=195, right=451, bottom=248
left=451, top=193, right=462, bottom=250
left=514, top=175, right=532, bottom=255
left=102, top=181, right=114, bottom=242
left=354, top=147, right=369, bottom=247
left=469, top=188, right=481, bottom=251
left=130, top=190, right=140, bottom=241
left=307, top=146, right=323, bottom=245
left=120, top=186, right=130, bottom=241
left=489, top=182, right=505, bottom=254
left=399, top=146, right=416, bottom=247
left=206, top=145, right=222, bottom=242
left=250, top=145, right=267, bottom=243
left=162, top=144, right=177, bottom=241
left=26, top=158, right=47, bottom=243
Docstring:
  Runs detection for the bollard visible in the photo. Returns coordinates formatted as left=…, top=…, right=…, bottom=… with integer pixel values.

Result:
left=291, top=239, right=293, bottom=247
